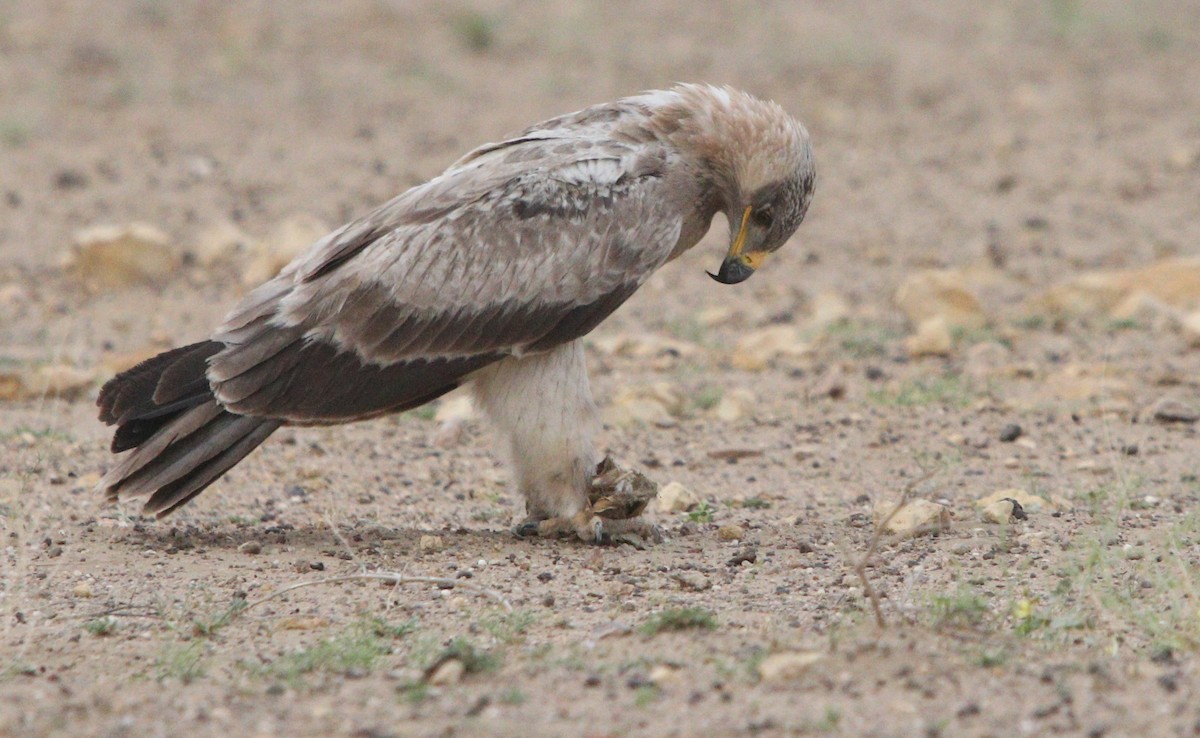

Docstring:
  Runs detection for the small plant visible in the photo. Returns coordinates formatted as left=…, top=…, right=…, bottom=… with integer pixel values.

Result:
left=633, top=684, right=660, bottom=707
left=816, top=707, right=841, bottom=731
left=437, top=637, right=501, bottom=674
left=740, top=497, right=771, bottom=510
left=686, top=501, right=715, bottom=523
left=499, top=688, right=527, bottom=705
left=692, top=386, right=723, bottom=411
left=868, top=375, right=973, bottom=408
left=157, top=642, right=206, bottom=683
left=480, top=610, right=536, bottom=644
left=258, top=618, right=415, bottom=685
left=639, top=608, right=718, bottom=636
left=453, top=12, right=496, bottom=52
left=1011, top=598, right=1051, bottom=637
left=928, top=589, right=991, bottom=630
left=192, top=597, right=248, bottom=638
left=85, top=617, right=119, bottom=637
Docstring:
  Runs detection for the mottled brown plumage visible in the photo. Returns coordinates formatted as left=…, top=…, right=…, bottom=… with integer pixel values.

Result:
left=96, top=84, right=815, bottom=539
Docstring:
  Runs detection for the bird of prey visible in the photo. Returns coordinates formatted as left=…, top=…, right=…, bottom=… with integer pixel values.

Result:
left=96, top=83, right=816, bottom=542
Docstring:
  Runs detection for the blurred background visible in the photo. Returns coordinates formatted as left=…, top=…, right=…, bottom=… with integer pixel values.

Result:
left=2, top=0, right=1199, bottom=416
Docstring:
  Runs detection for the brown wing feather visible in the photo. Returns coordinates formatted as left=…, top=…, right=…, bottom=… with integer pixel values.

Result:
left=206, top=136, right=686, bottom=425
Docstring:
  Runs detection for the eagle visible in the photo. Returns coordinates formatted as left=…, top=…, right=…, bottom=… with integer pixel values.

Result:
left=96, top=84, right=816, bottom=542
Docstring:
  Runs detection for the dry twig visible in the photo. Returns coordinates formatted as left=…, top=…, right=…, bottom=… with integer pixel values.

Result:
left=855, top=468, right=938, bottom=628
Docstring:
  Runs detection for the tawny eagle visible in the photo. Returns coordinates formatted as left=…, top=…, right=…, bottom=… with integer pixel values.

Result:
left=97, top=84, right=815, bottom=542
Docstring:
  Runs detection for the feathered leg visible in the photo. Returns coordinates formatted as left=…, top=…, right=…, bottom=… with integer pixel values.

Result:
left=470, top=340, right=605, bottom=541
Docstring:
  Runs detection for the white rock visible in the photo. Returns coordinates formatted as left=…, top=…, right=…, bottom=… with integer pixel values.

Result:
left=193, top=219, right=253, bottom=267
left=711, top=387, right=756, bottom=422
left=730, top=326, right=811, bottom=371
left=758, top=651, right=825, bottom=683
left=980, top=499, right=1015, bottom=524
left=894, top=269, right=986, bottom=330
left=655, top=481, right=699, bottom=514
left=1182, top=311, right=1200, bottom=347
left=64, top=222, right=178, bottom=290
left=808, top=290, right=850, bottom=328
left=427, top=659, right=464, bottom=686
left=873, top=499, right=950, bottom=538
left=603, top=382, right=684, bottom=427
left=904, top=316, right=954, bottom=357
left=0, top=364, right=95, bottom=401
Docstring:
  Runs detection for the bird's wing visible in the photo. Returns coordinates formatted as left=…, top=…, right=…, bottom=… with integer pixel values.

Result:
left=206, top=137, right=683, bottom=424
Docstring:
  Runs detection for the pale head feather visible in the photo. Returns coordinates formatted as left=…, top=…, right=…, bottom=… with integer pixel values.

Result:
left=643, top=83, right=814, bottom=204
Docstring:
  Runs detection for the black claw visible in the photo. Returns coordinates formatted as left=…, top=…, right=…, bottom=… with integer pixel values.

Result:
left=513, top=521, right=541, bottom=539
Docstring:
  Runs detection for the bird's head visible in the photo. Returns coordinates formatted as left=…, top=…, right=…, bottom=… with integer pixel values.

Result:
left=668, top=85, right=816, bottom=284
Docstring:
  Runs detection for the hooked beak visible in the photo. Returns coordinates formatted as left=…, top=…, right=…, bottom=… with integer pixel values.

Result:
left=707, top=205, right=768, bottom=285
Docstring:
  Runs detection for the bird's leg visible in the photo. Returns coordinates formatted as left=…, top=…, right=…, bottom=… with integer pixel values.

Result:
left=471, top=340, right=606, bottom=543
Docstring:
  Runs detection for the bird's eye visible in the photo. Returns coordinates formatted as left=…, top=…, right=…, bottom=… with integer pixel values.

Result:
left=752, top=207, right=774, bottom=228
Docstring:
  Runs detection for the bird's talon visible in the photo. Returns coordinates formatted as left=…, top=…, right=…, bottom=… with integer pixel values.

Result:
left=512, top=520, right=542, bottom=539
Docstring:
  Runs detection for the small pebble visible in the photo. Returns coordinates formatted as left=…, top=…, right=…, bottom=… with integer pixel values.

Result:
left=72, top=582, right=93, bottom=598
left=238, top=541, right=262, bottom=555
left=418, top=535, right=444, bottom=553
left=998, top=423, right=1023, bottom=442
left=717, top=524, right=744, bottom=541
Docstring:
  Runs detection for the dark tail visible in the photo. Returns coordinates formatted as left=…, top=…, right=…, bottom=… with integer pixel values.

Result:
left=96, top=341, right=281, bottom=517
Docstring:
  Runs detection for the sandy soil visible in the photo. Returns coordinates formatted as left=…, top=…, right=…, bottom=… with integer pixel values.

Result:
left=3, top=1, right=1200, bottom=736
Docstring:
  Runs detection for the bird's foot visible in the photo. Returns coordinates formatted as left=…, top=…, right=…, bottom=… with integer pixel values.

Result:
left=513, top=512, right=663, bottom=547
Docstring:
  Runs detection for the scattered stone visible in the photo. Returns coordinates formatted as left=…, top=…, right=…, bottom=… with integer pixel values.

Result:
left=591, top=333, right=701, bottom=368
left=894, top=268, right=987, bottom=330
left=706, top=448, right=762, bottom=462
left=419, top=535, right=444, bottom=553
left=998, top=423, right=1022, bottom=442
left=1031, top=257, right=1200, bottom=317
left=192, top=219, right=253, bottom=267
left=0, top=282, right=30, bottom=308
left=976, top=488, right=1058, bottom=514
left=808, top=290, right=850, bottom=328
left=757, top=651, right=825, bottom=683
left=654, top=481, right=700, bottom=514
left=1167, top=143, right=1200, bottom=172
left=792, top=443, right=821, bottom=461
left=72, top=582, right=94, bottom=598
left=873, top=499, right=950, bottom=538
left=904, top=316, right=954, bottom=358
left=711, top=387, right=756, bottom=422
left=649, top=664, right=683, bottom=687
left=238, top=540, right=263, bottom=555
left=603, top=382, right=685, bottom=427
left=0, top=365, right=95, bottom=401
left=717, top=524, right=744, bottom=541
left=64, top=222, right=178, bottom=291
left=697, top=305, right=736, bottom=327
left=730, top=326, right=812, bottom=371
left=728, top=548, right=757, bottom=566
left=673, top=571, right=712, bottom=591
left=426, top=658, right=464, bottom=686
left=1109, top=291, right=1181, bottom=330
left=1149, top=397, right=1199, bottom=424
left=980, top=498, right=1017, bottom=524
left=241, top=213, right=329, bottom=286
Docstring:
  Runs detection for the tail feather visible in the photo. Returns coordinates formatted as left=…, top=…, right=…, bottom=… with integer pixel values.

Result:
left=97, top=342, right=279, bottom=517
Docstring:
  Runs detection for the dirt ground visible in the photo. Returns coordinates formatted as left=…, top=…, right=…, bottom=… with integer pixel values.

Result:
left=3, top=1, right=1200, bottom=736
